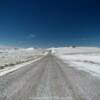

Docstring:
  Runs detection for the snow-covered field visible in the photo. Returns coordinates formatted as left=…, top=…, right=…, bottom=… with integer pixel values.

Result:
left=0, top=48, right=46, bottom=69
left=1, top=46, right=100, bottom=77
left=51, top=47, right=100, bottom=77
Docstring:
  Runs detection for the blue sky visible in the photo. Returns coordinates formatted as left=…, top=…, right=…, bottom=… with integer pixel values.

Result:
left=0, top=0, right=100, bottom=47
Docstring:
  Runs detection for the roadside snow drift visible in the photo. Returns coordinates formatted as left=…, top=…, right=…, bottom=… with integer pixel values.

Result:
left=0, top=48, right=45, bottom=69
left=52, top=47, right=100, bottom=77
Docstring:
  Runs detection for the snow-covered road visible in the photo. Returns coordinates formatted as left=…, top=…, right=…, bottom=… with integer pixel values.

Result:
left=0, top=54, right=100, bottom=100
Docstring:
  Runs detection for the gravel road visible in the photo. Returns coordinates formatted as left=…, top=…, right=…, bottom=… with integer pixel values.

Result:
left=0, top=54, right=100, bottom=100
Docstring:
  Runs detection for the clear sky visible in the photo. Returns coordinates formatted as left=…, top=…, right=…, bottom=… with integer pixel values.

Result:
left=0, top=0, right=99, bottom=47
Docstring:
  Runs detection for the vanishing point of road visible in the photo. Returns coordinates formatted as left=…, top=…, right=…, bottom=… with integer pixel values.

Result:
left=0, top=54, right=100, bottom=100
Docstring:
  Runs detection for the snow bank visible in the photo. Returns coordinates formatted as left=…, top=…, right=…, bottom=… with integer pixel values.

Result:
left=51, top=47, right=100, bottom=54
left=59, top=54, right=100, bottom=64
left=68, top=61, right=100, bottom=77
left=0, top=56, right=43, bottom=76
left=0, top=48, right=45, bottom=69
left=54, top=47, right=100, bottom=77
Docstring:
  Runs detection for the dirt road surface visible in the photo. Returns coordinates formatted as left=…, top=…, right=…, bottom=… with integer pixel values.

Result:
left=0, top=54, right=100, bottom=100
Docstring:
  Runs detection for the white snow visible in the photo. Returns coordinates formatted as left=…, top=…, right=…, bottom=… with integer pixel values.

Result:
left=0, top=48, right=46, bottom=69
left=51, top=47, right=100, bottom=54
left=0, top=56, right=43, bottom=76
left=53, top=47, right=100, bottom=77
left=59, top=54, right=100, bottom=64
left=69, top=61, right=100, bottom=77
left=26, top=47, right=35, bottom=51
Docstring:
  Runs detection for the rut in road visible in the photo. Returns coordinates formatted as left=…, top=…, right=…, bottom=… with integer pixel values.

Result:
left=0, top=54, right=100, bottom=100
